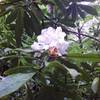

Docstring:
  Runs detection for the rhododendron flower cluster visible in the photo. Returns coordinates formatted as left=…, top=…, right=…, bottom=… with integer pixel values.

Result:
left=31, top=27, right=70, bottom=56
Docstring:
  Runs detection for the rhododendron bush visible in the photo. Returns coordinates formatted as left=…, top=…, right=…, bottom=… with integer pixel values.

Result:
left=0, top=0, right=100, bottom=100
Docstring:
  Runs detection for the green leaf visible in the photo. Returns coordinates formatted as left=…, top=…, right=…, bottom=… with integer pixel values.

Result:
left=0, top=73, right=34, bottom=98
left=24, top=11, right=34, bottom=36
left=95, top=67, right=100, bottom=72
left=27, top=10, right=41, bottom=35
left=15, top=7, right=24, bottom=47
left=15, top=48, right=33, bottom=53
left=67, top=53, right=100, bottom=62
left=46, top=61, right=67, bottom=73
left=0, top=4, right=12, bottom=16
left=57, top=57, right=91, bottom=81
left=0, top=10, right=10, bottom=17
left=4, top=66, right=37, bottom=75
left=71, top=3, right=78, bottom=22
left=53, top=0, right=66, bottom=15
left=57, top=57, right=80, bottom=70
left=6, top=9, right=17, bottom=24
left=79, top=4, right=98, bottom=16
left=77, top=6, right=85, bottom=19
left=31, top=3, right=44, bottom=20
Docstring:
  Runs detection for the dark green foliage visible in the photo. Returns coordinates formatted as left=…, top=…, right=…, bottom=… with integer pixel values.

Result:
left=15, top=7, right=24, bottom=47
left=79, top=4, right=98, bottom=16
left=0, top=0, right=100, bottom=99
left=6, top=9, right=17, bottom=24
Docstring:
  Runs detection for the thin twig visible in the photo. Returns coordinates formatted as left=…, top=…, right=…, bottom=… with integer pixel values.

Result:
left=77, top=28, right=83, bottom=48
left=58, top=22, right=100, bottom=43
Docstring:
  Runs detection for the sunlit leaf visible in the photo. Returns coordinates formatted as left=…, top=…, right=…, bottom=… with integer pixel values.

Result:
left=0, top=73, right=34, bottom=98
left=67, top=53, right=100, bottom=62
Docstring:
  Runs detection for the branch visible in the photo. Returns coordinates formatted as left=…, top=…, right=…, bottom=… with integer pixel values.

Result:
left=57, top=22, right=100, bottom=43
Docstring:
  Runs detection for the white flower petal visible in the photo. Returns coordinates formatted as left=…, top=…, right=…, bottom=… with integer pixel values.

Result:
left=66, top=68, right=80, bottom=79
left=31, top=42, right=44, bottom=51
left=31, top=27, right=71, bottom=56
left=57, top=40, right=70, bottom=55
left=37, top=35, right=47, bottom=43
left=41, top=28, right=48, bottom=35
left=56, top=27, right=66, bottom=38
left=91, top=77, right=99, bottom=93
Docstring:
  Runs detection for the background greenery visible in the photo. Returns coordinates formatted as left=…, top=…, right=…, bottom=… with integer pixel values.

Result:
left=0, top=0, right=100, bottom=100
